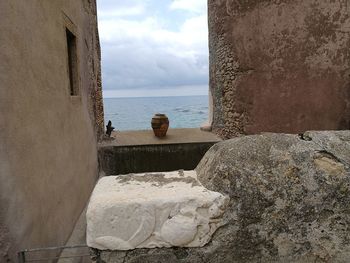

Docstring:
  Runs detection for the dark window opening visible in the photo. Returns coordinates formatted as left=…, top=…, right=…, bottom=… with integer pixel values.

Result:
left=66, top=28, right=78, bottom=96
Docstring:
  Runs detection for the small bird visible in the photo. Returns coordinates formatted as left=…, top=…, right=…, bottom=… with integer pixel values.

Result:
left=106, top=120, right=115, bottom=137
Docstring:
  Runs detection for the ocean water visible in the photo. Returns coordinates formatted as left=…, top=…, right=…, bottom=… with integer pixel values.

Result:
left=104, top=95, right=209, bottom=131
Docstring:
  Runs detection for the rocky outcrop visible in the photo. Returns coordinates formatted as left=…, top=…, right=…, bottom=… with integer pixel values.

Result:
left=196, top=130, right=350, bottom=262
left=94, top=131, right=350, bottom=262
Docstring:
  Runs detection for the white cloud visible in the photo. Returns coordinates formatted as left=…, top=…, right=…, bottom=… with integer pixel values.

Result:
left=103, top=85, right=208, bottom=98
left=99, top=14, right=208, bottom=59
left=98, top=17, right=159, bottom=42
left=98, top=5, right=145, bottom=18
left=97, top=0, right=209, bottom=94
left=170, top=0, right=207, bottom=13
left=97, top=0, right=148, bottom=18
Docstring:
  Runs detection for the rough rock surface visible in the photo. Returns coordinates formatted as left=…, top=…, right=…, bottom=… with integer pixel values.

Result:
left=94, top=131, right=350, bottom=262
left=87, top=171, right=228, bottom=250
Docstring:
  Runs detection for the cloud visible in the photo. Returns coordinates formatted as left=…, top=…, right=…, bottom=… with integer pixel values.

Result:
left=169, top=0, right=207, bottom=13
left=97, top=0, right=148, bottom=18
left=103, top=85, right=208, bottom=98
left=98, top=5, right=145, bottom=18
left=97, top=0, right=209, bottom=95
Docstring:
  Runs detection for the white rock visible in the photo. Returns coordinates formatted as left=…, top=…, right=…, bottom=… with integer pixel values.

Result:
left=86, top=170, right=229, bottom=250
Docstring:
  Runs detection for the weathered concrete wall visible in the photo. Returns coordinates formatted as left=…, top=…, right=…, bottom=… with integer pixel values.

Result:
left=99, top=142, right=217, bottom=175
left=209, top=0, right=350, bottom=138
left=0, top=0, right=103, bottom=261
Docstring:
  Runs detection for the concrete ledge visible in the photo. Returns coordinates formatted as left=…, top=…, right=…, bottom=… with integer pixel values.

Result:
left=100, top=128, right=221, bottom=147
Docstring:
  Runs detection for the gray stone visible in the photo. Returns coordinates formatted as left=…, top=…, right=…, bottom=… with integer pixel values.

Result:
left=94, top=131, right=350, bottom=263
left=196, top=130, right=350, bottom=262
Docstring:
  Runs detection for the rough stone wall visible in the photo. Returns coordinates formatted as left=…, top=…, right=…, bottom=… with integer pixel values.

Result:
left=0, top=0, right=102, bottom=261
left=85, top=0, right=105, bottom=140
left=93, top=130, right=350, bottom=262
left=209, top=0, right=350, bottom=138
left=83, top=0, right=105, bottom=140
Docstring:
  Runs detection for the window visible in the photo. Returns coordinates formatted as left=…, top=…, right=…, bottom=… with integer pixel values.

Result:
left=66, top=28, right=79, bottom=96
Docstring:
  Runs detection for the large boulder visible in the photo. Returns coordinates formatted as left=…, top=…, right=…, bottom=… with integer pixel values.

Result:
left=94, top=131, right=350, bottom=263
left=196, top=130, right=350, bottom=262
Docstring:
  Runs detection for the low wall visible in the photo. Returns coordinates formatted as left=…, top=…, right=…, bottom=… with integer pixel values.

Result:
left=98, top=129, right=221, bottom=175
left=99, top=142, right=216, bottom=175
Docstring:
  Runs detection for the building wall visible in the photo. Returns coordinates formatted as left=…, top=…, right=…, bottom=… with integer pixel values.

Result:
left=208, top=0, right=350, bottom=138
left=0, top=0, right=103, bottom=261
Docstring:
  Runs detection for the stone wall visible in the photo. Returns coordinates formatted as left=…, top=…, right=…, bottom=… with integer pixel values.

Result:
left=208, top=0, right=350, bottom=138
left=93, top=130, right=350, bottom=262
left=0, top=0, right=103, bottom=261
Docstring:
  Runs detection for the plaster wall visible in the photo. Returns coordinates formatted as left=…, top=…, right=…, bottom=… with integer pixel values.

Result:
left=0, top=0, right=102, bottom=261
left=209, top=0, right=350, bottom=138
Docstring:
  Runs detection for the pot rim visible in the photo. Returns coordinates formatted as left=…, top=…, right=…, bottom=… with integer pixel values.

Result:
left=154, top=113, right=167, bottom=117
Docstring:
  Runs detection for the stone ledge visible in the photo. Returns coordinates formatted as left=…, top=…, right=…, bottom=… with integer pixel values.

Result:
left=86, top=171, right=229, bottom=251
left=99, top=128, right=221, bottom=147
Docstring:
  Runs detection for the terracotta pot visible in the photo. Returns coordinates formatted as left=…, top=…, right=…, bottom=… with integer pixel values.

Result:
left=151, top=113, right=169, bottom=137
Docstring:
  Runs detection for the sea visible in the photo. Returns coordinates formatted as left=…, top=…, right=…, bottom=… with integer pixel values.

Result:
left=104, top=95, right=209, bottom=131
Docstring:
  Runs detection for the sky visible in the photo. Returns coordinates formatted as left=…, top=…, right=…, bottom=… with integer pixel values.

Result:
left=97, top=0, right=209, bottom=98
